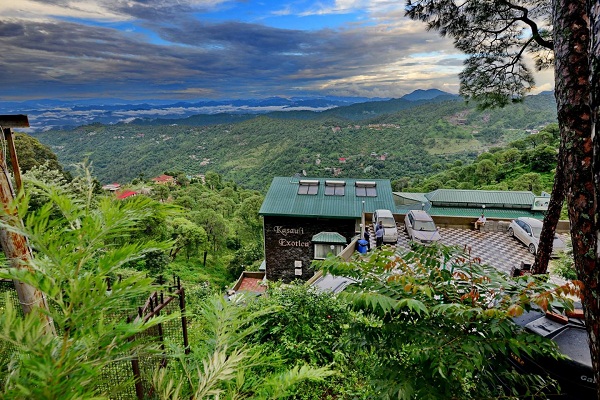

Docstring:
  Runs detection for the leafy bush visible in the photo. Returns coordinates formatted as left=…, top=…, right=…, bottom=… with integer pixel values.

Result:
left=154, top=295, right=334, bottom=399
left=246, top=283, right=352, bottom=366
left=317, top=245, right=577, bottom=399
left=1, top=171, right=331, bottom=400
left=0, top=172, right=176, bottom=399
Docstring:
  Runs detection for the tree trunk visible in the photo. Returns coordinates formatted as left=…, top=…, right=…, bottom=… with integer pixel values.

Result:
left=0, top=128, right=55, bottom=335
left=553, top=1, right=599, bottom=398
left=588, top=0, right=600, bottom=398
left=532, top=143, right=565, bottom=274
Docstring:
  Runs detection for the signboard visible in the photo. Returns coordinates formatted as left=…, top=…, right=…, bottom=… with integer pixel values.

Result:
left=532, top=196, right=550, bottom=211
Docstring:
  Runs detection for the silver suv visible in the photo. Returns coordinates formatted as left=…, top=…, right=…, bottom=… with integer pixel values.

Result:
left=404, top=210, right=441, bottom=244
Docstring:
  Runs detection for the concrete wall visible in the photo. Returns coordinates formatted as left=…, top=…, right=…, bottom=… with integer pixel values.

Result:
left=364, top=212, right=570, bottom=233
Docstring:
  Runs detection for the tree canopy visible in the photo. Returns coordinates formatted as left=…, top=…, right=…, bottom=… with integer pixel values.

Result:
left=405, top=0, right=600, bottom=397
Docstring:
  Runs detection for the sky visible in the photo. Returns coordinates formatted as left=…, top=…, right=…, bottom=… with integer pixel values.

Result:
left=0, top=0, right=555, bottom=101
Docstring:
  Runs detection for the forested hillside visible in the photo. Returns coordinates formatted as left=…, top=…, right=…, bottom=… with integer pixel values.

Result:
left=399, top=124, right=560, bottom=195
left=31, top=93, right=557, bottom=190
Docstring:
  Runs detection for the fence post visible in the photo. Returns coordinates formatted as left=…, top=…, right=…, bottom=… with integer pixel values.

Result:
left=179, top=287, right=190, bottom=354
left=127, top=316, right=144, bottom=400
left=156, top=296, right=167, bottom=368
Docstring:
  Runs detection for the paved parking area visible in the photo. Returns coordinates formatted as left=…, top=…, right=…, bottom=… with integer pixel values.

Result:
left=404, top=227, right=534, bottom=275
left=369, top=226, right=548, bottom=275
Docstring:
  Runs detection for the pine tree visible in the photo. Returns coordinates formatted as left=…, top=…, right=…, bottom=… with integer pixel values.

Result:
left=405, top=0, right=600, bottom=396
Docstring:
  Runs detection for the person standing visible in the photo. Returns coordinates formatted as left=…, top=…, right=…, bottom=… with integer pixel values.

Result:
left=363, top=229, right=371, bottom=251
left=375, top=223, right=384, bottom=248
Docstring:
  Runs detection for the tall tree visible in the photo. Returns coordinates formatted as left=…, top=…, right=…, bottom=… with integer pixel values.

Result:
left=405, top=0, right=599, bottom=396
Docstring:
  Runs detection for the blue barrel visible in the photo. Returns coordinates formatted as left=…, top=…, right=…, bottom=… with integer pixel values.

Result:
left=357, top=239, right=368, bottom=254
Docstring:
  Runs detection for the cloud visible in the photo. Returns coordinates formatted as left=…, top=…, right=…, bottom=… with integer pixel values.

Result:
left=0, top=0, right=235, bottom=22
left=0, top=0, right=128, bottom=21
left=0, top=13, right=465, bottom=100
left=2, top=0, right=555, bottom=101
left=297, top=0, right=404, bottom=17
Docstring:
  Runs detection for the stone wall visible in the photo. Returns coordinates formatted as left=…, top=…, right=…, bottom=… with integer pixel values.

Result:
left=263, top=215, right=355, bottom=282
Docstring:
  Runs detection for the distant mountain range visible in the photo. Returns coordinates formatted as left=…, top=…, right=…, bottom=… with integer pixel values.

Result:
left=30, top=91, right=557, bottom=189
left=0, top=89, right=457, bottom=131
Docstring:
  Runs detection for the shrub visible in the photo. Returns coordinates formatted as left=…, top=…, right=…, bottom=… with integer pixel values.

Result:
left=317, top=245, right=577, bottom=399
left=246, top=283, right=352, bottom=366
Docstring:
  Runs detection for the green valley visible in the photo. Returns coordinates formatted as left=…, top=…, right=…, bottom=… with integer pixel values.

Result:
left=31, top=93, right=558, bottom=191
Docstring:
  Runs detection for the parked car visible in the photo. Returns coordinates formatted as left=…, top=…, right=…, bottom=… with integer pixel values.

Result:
left=404, top=210, right=441, bottom=245
left=372, top=209, right=398, bottom=244
left=508, top=217, right=566, bottom=255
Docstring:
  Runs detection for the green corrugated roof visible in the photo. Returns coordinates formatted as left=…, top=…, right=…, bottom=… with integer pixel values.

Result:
left=311, top=232, right=347, bottom=244
left=425, top=189, right=536, bottom=207
left=428, top=207, right=544, bottom=219
left=259, top=177, right=396, bottom=218
left=393, top=192, right=428, bottom=203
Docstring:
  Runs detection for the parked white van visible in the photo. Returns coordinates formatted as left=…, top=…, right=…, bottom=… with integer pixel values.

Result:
left=372, top=209, right=399, bottom=244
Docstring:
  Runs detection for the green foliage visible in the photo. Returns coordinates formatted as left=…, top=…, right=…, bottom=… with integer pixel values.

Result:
left=153, top=296, right=334, bottom=399
left=0, top=169, right=177, bottom=399
left=406, top=124, right=558, bottom=194
left=133, top=176, right=266, bottom=289
left=552, top=240, right=577, bottom=281
left=246, top=284, right=352, bottom=366
left=30, top=94, right=557, bottom=190
left=475, top=159, right=498, bottom=184
left=529, top=145, right=558, bottom=172
left=316, top=245, right=577, bottom=399
left=228, top=242, right=264, bottom=278
left=168, top=217, right=208, bottom=261
left=0, top=170, right=330, bottom=399
left=13, top=133, right=66, bottom=175
left=512, top=172, right=544, bottom=193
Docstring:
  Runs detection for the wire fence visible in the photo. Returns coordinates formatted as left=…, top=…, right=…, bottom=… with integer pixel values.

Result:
left=0, top=277, right=189, bottom=399
left=0, top=279, right=22, bottom=392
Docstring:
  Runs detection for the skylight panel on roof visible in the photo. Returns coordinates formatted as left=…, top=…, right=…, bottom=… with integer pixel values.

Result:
left=355, top=181, right=377, bottom=197
left=325, top=180, right=345, bottom=196
left=298, top=179, right=319, bottom=195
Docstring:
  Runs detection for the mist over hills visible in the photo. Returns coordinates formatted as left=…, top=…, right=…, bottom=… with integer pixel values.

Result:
left=0, top=89, right=455, bottom=131
left=29, top=92, right=557, bottom=190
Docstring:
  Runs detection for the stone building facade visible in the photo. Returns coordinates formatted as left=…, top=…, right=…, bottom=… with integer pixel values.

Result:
left=263, top=215, right=355, bottom=282
left=259, top=177, right=397, bottom=283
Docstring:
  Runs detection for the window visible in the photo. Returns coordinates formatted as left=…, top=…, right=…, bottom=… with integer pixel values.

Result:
left=324, top=180, right=345, bottom=196
left=314, top=244, right=344, bottom=259
left=298, top=179, right=319, bottom=195
left=355, top=181, right=377, bottom=197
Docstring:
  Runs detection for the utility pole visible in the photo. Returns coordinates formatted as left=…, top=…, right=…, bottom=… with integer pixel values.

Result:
left=0, top=115, right=55, bottom=334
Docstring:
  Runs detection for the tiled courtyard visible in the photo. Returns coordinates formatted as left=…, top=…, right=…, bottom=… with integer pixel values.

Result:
left=368, top=226, right=568, bottom=275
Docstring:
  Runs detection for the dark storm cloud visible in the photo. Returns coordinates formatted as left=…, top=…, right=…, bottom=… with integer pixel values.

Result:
left=150, top=18, right=447, bottom=79
left=0, top=10, right=456, bottom=99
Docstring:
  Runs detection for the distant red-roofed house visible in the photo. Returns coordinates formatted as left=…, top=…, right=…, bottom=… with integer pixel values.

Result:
left=152, top=174, right=175, bottom=185
left=338, top=157, right=346, bottom=163
left=116, top=190, right=138, bottom=200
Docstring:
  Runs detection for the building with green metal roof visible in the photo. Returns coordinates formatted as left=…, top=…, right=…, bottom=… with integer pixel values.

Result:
left=394, top=189, right=548, bottom=219
left=260, top=177, right=396, bottom=282
left=259, top=177, right=396, bottom=219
